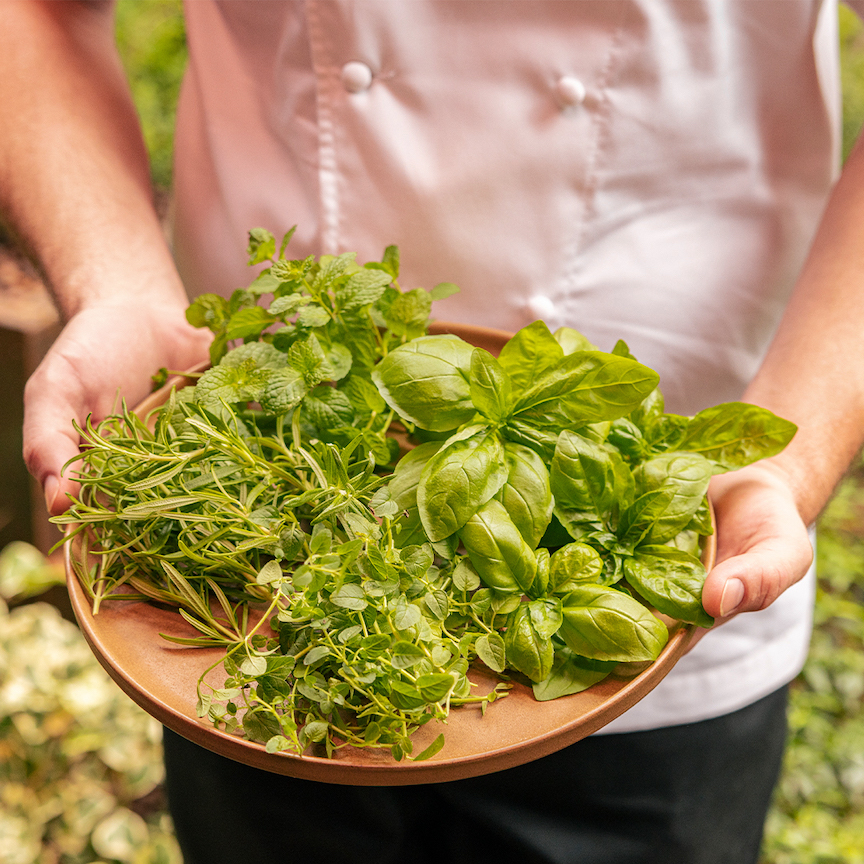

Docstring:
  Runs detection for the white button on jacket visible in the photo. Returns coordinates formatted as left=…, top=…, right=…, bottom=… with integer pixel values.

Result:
left=341, top=61, right=373, bottom=93
left=554, top=75, right=586, bottom=108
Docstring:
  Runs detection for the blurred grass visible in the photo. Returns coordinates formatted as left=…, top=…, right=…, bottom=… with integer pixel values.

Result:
left=114, top=0, right=186, bottom=194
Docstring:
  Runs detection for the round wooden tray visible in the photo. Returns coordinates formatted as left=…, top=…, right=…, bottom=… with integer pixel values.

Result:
left=65, top=321, right=715, bottom=785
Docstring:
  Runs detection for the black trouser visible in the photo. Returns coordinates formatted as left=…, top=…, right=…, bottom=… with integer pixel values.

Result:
left=163, top=684, right=788, bottom=864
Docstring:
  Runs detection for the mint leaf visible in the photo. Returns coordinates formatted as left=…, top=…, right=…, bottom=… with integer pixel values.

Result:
left=247, top=227, right=276, bottom=264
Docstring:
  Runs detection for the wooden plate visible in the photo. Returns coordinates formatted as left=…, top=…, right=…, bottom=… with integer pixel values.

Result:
left=65, top=321, right=715, bottom=786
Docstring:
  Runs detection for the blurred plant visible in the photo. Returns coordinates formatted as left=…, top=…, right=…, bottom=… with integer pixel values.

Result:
left=0, top=543, right=180, bottom=864
left=114, top=0, right=186, bottom=194
left=840, top=4, right=864, bottom=164
left=761, top=466, right=864, bottom=862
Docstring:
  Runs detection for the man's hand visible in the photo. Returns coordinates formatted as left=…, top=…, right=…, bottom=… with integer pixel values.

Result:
left=23, top=300, right=211, bottom=515
left=688, top=461, right=814, bottom=647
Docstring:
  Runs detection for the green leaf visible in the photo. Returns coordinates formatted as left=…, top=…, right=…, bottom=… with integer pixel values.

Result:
left=268, top=293, right=308, bottom=318
left=329, top=583, right=367, bottom=610
left=256, top=560, right=283, bottom=585
left=279, top=225, right=297, bottom=257
left=451, top=558, right=481, bottom=592
left=416, top=674, right=454, bottom=702
left=430, top=281, right=460, bottom=301
left=527, top=597, right=563, bottom=639
left=288, top=334, right=330, bottom=388
left=458, top=499, right=537, bottom=594
left=504, top=604, right=554, bottom=682
left=532, top=651, right=616, bottom=701
left=393, top=601, right=422, bottom=630
left=389, top=680, right=425, bottom=710
left=475, top=632, right=507, bottom=672
left=390, top=640, right=426, bottom=669
left=676, top=402, right=798, bottom=470
left=412, top=733, right=446, bottom=761
left=549, top=542, right=604, bottom=593
left=243, top=709, right=282, bottom=742
left=498, top=320, right=564, bottom=397
left=297, top=305, right=331, bottom=328
left=225, top=306, right=275, bottom=341
left=303, top=646, right=331, bottom=666
left=335, top=268, right=392, bottom=311
left=623, top=545, right=713, bottom=627
left=496, top=441, right=553, bottom=548
left=186, top=293, right=227, bottom=332
left=424, top=590, right=449, bottom=620
left=469, top=348, right=513, bottom=422
left=553, top=326, right=598, bottom=354
left=194, top=342, right=287, bottom=406
left=372, top=334, right=477, bottom=431
left=326, top=344, right=353, bottom=381
left=559, top=584, right=669, bottom=662
left=623, top=452, right=713, bottom=545
left=247, top=227, right=276, bottom=264
left=240, top=654, right=268, bottom=677
left=418, top=426, right=508, bottom=542
left=304, top=386, right=355, bottom=433
left=513, top=350, right=660, bottom=428
left=551, top=431, right=630, bottom=523
left=384, top=287, right=432, bottom=339
left=259, top=367, right=307, bottom=415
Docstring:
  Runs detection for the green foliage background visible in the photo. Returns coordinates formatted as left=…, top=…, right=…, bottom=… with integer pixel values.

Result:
left=4, top=2, right=864, bottom=861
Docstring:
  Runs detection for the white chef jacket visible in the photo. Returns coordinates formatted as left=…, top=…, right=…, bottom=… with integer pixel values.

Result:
left=172, top=0, right=854, bottom=732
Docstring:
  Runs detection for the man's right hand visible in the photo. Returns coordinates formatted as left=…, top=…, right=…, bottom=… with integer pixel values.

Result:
left=23, top=299, right=211, bottom=515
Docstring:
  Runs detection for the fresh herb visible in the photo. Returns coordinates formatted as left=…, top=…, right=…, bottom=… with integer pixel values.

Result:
left=55, top=228, right=797, bottom=758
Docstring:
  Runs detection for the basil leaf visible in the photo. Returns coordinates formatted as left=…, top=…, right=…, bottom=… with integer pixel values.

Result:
left=527, top=597, right=563, bottom=639
left=625, top=452, right=713, bottom=544
left=623, top=545, right=713, bottom=627
left=469, top=348, right=513, bottom=422
left=387, top=442, right=444, bottom=547
left=559, top=584, right=669, bottom=662
left=458, top=499, right=537, bottom=594
left=532, top=651, right=616, bottom=701
left=498, top=320, right=564, bottom=397
left=551, top=431, right=632, bottom=524
left=513, top=351, right=660, bottom=428
left=553, top=326, right=598, bottom=354
left=418, top=426, right=508, bottom=541
left=676, top=402, right=798, bottom=470
left=495, top=442, right=553, bottom=548
left=371, top=334, right=477, bottom=431
left=549, top=542, right=604, bottom=593
left=504, top=604, right=554, bottom=683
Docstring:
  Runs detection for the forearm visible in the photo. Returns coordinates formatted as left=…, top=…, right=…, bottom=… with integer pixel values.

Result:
left=0, top=0, right=186, bottom=317
left=742, top=133, right=864, bottom=524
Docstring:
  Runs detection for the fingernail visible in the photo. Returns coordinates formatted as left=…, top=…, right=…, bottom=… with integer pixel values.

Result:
left=44, top=475, right=59, bottom=514
left=720, top=578, right=745, bottom=617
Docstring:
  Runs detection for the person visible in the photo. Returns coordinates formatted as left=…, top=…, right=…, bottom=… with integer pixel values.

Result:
left=3, top=1, right=864, bottom=861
